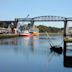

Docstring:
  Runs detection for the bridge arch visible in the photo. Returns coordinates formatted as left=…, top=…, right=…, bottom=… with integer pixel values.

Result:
left=33, top=16, right=66, bottom=21
left=16, top=15, right=68, bottom=22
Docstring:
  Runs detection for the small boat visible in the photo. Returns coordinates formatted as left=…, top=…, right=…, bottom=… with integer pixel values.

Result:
left=19, top=30, right=33, bottom=37
left=50, top=46, right=62, bottom=54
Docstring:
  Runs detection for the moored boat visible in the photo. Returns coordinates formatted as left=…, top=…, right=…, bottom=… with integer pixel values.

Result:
left=19, top=30, right=33, bottom=37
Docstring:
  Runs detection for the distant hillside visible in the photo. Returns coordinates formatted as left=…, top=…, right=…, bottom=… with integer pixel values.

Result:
left=37, top=25, right=63, bottom=33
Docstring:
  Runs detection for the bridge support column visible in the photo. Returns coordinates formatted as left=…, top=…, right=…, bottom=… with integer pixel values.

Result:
left=64, top=19, right=67, bottom=37
left=64, top=19, right=68, bottom=63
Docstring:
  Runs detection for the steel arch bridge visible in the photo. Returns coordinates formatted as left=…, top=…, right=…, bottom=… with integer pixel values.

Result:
left=33, top=16, right=66, bottom=21
left=16, top=15, right=72, bottom=22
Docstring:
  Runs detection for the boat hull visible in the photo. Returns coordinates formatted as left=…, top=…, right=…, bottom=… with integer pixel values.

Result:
left=19, top=34, right=33, bottom=37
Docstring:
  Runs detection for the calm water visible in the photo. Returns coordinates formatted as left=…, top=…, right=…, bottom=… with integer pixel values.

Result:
left=0, top=36, right=72, bottom=72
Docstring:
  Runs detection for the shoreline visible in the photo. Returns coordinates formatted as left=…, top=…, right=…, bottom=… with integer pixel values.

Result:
left=0, top=34, right=19, bottom=39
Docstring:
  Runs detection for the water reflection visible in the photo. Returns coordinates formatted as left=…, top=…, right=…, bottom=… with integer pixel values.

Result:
left=0, top=36, right=63, bottom=55
left=64, top=43, right=72, bottom=67
left=64, top=56, right=72, bottom=67
left=12, top=36, right=40, bottom=54
left=0, top=38, right=18, bottom=45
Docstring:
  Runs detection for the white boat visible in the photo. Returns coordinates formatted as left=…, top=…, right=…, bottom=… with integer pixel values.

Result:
left=19, top=30, right=33, bottom=37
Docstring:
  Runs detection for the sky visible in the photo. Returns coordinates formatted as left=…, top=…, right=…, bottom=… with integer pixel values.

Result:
left=0, top=0, right=72, bottom=27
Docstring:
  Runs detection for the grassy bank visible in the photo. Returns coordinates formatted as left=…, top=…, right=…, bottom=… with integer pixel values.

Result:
left=0, top=34, right=19, bottom=39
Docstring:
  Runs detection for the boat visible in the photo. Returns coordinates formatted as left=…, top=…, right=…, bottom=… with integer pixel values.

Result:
left=17, top=22, right=39, bottom=37
left=19, top=30, right=33, bottom=37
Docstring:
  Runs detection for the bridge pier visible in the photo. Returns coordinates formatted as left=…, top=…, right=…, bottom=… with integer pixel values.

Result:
left=64, top=19, right=67, bottom=57
left=64, top=19, right=67, bottom=37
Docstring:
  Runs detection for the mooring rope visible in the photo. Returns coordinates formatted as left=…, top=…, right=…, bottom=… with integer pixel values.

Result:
left=45, top=32, right=63, bottom=47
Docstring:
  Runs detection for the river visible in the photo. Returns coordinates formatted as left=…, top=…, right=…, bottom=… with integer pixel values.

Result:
left=0, top=36, right=72, bottom=72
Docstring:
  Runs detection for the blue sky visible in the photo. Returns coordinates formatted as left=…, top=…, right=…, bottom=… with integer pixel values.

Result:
left=0, top=0, right=72, bottom=27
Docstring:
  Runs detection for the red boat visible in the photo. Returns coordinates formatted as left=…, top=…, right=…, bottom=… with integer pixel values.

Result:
left=19, top=30, right=33, bottom=37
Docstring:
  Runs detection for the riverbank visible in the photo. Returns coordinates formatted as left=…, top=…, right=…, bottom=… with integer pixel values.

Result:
left=0, top=34, right=19, bottom=39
